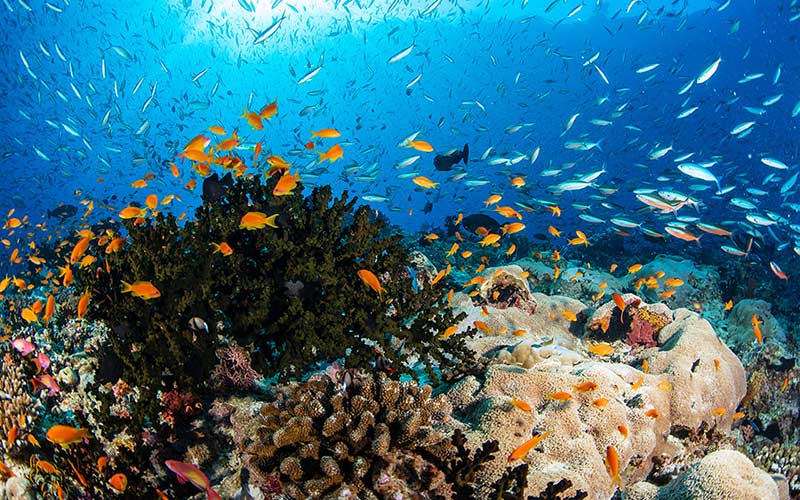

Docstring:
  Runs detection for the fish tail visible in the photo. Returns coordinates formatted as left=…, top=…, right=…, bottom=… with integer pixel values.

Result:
left=695, top=234, right=703, bottom=248
left=120, top=280, right=132, bottom=293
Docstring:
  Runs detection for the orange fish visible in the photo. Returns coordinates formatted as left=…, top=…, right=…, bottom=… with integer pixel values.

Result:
left=411, top=176, right=438, bottom=189
left=69, top=460, right=88, bottom=487
left=304, top=141, right=315, bottom=150
left=631, top=375, right=644, bottom=390
left=241, top=110, right=263, bottom=130
left=105, top=237, right=126, bottom=254
left=46, top=424, right=90, bottom=448
left=97, top=456, right=109, bottom=473
left=239, top=212, right=279, bottom=230
left=573, top=381, right=598, bottom=393
left=119, top=206, right=148, bottom=219
left=605, top=445, right=620, bottom=486
left=405, top=140, right=434, bottom=152
left=588, top=343, right=614, bottom=356
left=508, top=431, right=550, bottom=462
left=568, top=230, right=590, bottom=246
left=0, top=459, right=15, bottom=478
left=547, top=391, right=572, bottom=401
left=711, top=407, right=726, bottom=417
left=317, top=143, right=344, bottom=163
left=311, top=128, right=341, bottom=138
left=547, top=225, right=561, bottom=237
left=644, top=408, right=660, bottom=418
left=273, top=171, right=300, bottom=196
left=751, top=314, right=763, bottom=343
left=36, top=460, right=59, bottom=474
left=6, top=426, right=17, bottom=448
left=724, top=300, right=733, bottom=311
left=473, top=320, right=491, bottom=334
left=260, top=100, right=278, bottom=120
left=561, top=310, right=577, bottom=322
left=484, top=194, right=502, bottom=206
left=617, top=424, right=628, bottom=439
left=612, top=292, right=626, bottom=321
left=121, top=281, right=161, bottom=300
left=642, top=359, right=649, bottom=373
left=70, top=237, right=91, bottom=265
left=627, top=263, right=642, bottom=274
left=211, top=242, right=233, bottom=256
left=510, top=398, right=532, bottom=412
left=77, top=290, right=90, bottom=319
left=109, top=472, right=128, bottom=492
left=440, top=325, right=457, bottom=339
left=592, top=398, right=609, bottom=408
left=357, top=269, right=382, bottom=298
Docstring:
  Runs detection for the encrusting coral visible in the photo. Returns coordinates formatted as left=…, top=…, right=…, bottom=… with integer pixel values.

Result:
left=244, top=370, right=497, bottom=499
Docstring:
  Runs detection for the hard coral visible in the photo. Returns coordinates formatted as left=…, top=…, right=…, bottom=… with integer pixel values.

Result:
left=753, top=442, right=799, bottom=496
left=245, top=371, right=493, bottom=499
left=0, top=349, right=43, bottom=458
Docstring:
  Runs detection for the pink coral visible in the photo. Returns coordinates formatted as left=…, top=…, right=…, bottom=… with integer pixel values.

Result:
left=210, top=343, right=260, bottom=391
left=160, top=390, right=202, bottom=427
left=627, top=314, right=657, bottom=347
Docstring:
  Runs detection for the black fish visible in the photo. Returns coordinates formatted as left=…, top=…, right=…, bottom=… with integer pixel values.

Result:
left=460, top=213, right=500, bottom=235
left=433, top=144, right=469, bottom=171
left=202, top=172, right=233, bottom=204
left=47, top=204, right=78, bottom=220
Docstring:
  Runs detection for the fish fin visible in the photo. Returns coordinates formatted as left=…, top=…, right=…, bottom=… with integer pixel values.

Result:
left=207, top=487, right=222, bottom=500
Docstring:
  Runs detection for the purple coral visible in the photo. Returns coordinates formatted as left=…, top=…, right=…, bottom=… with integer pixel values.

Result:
left=627, top=314, right=657, bottom=348
left=210, top=344, right=260, bottom=391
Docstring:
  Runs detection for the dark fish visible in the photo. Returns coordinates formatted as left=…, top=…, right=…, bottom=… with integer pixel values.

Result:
left=202, top=172, right=233, bottom=204
left=422, top=200, right=433, bottom=214
left=458, top=213, right=501, bottom=235
left=691, top=358, right=701, bottom=372
left=433, top=143, right=469, bottom=171
left=47, top=204, right=78, bottom=220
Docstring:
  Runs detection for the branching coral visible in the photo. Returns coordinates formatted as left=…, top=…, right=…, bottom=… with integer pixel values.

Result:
left=489, top=464, right=588, bottom=500
left=753, top=442, right=800, bottom=496
left=0, top=349, right=44, bottom=458
left=75, top=175, right=474, bottom=426
left=244, top=371, right=496, bottom=499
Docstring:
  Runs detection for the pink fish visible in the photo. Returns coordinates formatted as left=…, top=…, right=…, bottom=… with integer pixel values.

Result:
left=165, top=460, right=221, bottom=500
left=11, top=338, right=35, bottom=356
left=32, top=374, right=60, bottom=396
left=33, top=352, right=50, bottom=373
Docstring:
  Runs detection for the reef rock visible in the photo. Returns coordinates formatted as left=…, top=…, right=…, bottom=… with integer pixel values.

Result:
left=1, top=477, right=35, bottom=500
left=446, top=275, right=748, bottom=499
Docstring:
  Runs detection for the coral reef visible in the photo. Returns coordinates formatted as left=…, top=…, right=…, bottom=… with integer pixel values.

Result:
left=0, top=349, right=44, bottom=458
left=754, top=442, right=799, bottom=497
left=630, top=449, right=780, bottom=500
left=443, top=279, right=748, bottom=499
left=244, top=370, right=500, bottom=499
left=73, top=175, right=473, bottom=423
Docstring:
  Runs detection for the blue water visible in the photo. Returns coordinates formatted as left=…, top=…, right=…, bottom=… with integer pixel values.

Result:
left=1, top=0, right=798, bottom=274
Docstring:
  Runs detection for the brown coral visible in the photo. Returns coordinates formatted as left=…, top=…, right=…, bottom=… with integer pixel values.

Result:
left=753, top=442, right=799, bottom=496
left=0, top=350, right=43, bottom=457
left=244, top=371, right=471, bottom=499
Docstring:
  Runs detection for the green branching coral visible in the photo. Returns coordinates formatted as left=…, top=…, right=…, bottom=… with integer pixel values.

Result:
left=77, top=174, right=474, bottom=412
left=244, top=371, right=496, bottom=499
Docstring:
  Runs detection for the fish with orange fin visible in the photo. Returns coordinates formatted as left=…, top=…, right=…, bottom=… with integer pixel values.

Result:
left=605, top=445, right=621, bottom=486
left=751, top=314, right=763, bottom=344
left=165, top=460, right=222, bottom=500
left=507, top=431, right=550, bottom=462
left=612, top=292, right=626, bottom=321
left=46, top=424, right=90, bottom=448
left=109, top=472, right=128, bottom=492
left=273, top=171, right=300, bottom=196
left=357, top=269, right=382, bottom=298
left=510, top=398, right=532, bottom=412
left=0, top=458, right=15, bottom=477
left=121, top=281, right=161, bottom=300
